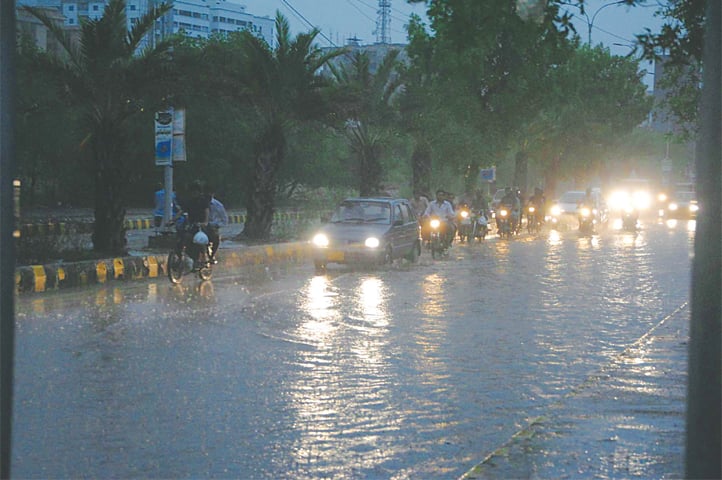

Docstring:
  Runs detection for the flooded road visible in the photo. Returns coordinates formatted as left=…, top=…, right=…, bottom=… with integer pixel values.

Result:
left=12, top=220, right=693, bottom=478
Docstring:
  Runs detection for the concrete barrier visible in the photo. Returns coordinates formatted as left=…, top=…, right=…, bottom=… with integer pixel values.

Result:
left=15, top=242, right=313, bottom=295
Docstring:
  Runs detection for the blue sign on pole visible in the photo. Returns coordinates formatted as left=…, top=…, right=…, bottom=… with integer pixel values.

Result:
left=154, top=109, right=173, bottom=166
left=479, top=166, right=496, bottom=182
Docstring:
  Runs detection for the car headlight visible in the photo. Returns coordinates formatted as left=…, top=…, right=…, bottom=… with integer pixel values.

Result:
left=430, top=218, right=441, bottom=229
left=668, top=202, right=678, bottom=211
left=550, top=205, right=561, bottom=216
left=689, top=203, right=699, bottom=212
left=528, top=206, right=535, bottom=213
left=365, top=237, right=380, bottom=248
left=658, top=193, right=668, bottom=202
left=580, top=207, right=591, bottom=217
left=608, top=191, right=629, bottom=210
left=312, top=233, right=329, bottom=247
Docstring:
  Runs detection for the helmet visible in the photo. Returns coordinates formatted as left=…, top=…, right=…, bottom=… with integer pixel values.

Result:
left=193, top=230, right=209, bottom=245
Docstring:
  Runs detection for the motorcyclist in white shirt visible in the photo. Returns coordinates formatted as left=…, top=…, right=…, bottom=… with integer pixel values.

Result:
left=423, top=189, right=456, bottom=245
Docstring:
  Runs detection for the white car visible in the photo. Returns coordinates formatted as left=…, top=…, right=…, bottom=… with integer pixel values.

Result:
left=550, top=190, right=608, bottom=226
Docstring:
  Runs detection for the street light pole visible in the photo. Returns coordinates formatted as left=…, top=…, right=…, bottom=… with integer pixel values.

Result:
left=569, top=0, right=627, bottom=44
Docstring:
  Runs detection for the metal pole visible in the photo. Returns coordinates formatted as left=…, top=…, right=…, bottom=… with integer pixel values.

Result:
left=163, top=164, right=173, bottom=230
left=686, top=0, right=721, bottom=477
left=0, top=0, right=17, bottom=477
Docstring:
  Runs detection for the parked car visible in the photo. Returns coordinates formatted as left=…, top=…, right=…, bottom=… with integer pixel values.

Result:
left=659, top=190, right=698, bottom=219
left=310, top=197, right=422, bottom=273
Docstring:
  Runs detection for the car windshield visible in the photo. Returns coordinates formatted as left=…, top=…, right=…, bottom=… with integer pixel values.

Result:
left=331, top=201, right=391, bottom=224
left=559, top=192, right=586, bottom=203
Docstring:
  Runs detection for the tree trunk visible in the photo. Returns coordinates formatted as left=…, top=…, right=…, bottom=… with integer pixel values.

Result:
left=543, top=153, right=561, bottom=200
left=91, top=130, right=127, bottom=256
left=513, top=150, right=529, bottom=195
left=243, top=124, right=284, bottom=240
left=412, top=138, right=431, bottom=197
left=358, top=143, right=383, bottom=197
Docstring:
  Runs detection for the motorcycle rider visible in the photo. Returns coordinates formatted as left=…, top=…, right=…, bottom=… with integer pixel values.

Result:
left=175, top=181, right=212, bottom=261
left=423, top=189, right=456, bottom=246
left=500, top=187, right=520, bottom=233
left=527, top=187, right=546, bottom=225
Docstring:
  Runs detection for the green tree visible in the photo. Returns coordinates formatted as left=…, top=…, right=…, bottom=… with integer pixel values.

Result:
left=403, top=0, right=574, bottom=194
left=23, top=0, right=175, bottom=255
left=203, top=13, right=341, bottom=239
left=329, top=50, right=403, bottom=196
left=636, top=0, right=705, bottom=139
left=526, top=45, right=651, bottom=195
left=16, top=33, right=85, bottom=207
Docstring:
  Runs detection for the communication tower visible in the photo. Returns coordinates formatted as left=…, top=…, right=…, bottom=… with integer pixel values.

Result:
left=375, top=0, right=391, bottom=44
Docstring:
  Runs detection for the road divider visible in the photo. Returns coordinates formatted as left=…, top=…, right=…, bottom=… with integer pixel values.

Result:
left=15, top=242, right=313, bottom=295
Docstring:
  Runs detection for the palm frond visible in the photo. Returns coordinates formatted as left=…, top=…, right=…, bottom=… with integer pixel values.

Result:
left=127, top=1, right=174, bottom=54
left=21, top=5, right=83, bottom=71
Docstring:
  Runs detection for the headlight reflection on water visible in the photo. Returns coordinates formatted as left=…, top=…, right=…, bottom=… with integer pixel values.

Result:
left=290, top=275, right=399, bottom=475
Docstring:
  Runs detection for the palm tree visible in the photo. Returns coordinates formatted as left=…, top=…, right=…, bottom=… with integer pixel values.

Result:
left=210, top=12, right=341, bottom=240
left=329, top=50, right=403, bottom=196
left=23, top=0, right=175, bottom=255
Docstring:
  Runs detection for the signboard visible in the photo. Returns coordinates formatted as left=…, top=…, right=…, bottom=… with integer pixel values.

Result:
left=154, top=109, right=173, bottom=166
left=479, top=166, right=496, bottom=182
left=172, top=108, right=187, bottom=162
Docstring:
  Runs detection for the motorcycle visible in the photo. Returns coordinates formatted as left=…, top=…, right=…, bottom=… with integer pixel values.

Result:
left=526, top=205, right=542, bottom=234
left=496, top=207, right=513, bottom=239
left=428, top=216, right=451, bottom=259
left=578, top=206, right=595, bottom=235
left=456, top=205, right=473, bottom=243
left=622, top=207, right=638, bottom=232
left=167, top=221, right=214, bottom=284
left=472, top=209, right=489, bottom=241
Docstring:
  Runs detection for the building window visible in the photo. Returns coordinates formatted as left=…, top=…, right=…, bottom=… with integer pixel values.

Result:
left=67, top=5, right=74, bottom=11
left=130, top=4, right=136, bottom=10
left=68, top=18, right=74, bottom=24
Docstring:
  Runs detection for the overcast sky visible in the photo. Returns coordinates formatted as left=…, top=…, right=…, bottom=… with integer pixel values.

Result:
left=239, top=0, right=662, bottom=88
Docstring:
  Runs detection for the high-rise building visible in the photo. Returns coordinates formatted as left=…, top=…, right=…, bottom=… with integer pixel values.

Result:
left=17, top=0, right=275, bottom=47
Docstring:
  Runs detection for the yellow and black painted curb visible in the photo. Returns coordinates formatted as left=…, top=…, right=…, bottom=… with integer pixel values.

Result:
left=15, top=242, right=313, bottom=295
left=19, top=211, right=316, bottom=237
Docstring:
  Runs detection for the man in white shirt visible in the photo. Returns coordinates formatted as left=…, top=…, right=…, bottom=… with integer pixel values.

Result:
left=208, top=189, right=228, bottom=263
left=423, top=189, right=456, bottom=245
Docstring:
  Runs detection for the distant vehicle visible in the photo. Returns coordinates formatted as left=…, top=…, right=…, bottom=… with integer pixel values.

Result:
left=607, top=178, right=653, bottom=214
left=310, top=197, right=422, bottom=273
left=490, top=189, right=508, bottom=212
left=659, top=190, right=698, bottom=219
left=549, top=189, right=608, bottom=228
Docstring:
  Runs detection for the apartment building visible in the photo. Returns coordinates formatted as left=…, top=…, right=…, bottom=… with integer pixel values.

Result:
left=18, top=0, right=275, bottom=47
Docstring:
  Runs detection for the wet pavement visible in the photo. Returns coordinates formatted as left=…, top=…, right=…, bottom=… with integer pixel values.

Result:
left=462, top=302, right=688, bottom=479
left=11, top=219, right=693, bottom=479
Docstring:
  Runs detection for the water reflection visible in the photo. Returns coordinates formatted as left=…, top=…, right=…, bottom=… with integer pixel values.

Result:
left=420, top=273, right=446, bottom=319
left=290, top=275, right=397, bottom=475
left=547, top=229, right=562, bottom=246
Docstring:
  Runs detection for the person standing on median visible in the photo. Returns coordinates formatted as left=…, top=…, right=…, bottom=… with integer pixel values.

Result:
left=207, top=187, right=228, bottom=264
left=153, top=182, right=178, bottom=232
